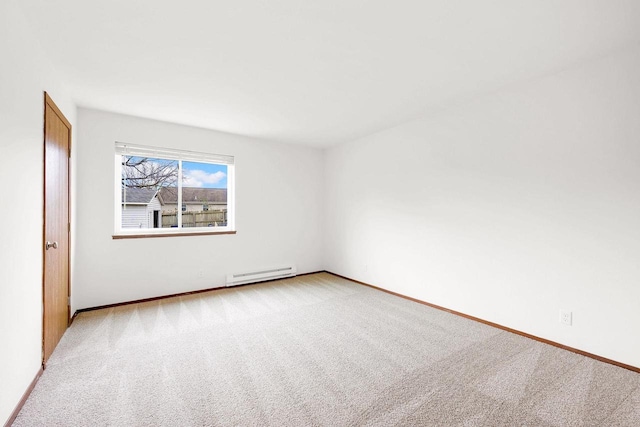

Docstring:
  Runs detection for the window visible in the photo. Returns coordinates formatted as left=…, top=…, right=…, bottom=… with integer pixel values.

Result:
left=114, top=142, right=235, bottom=237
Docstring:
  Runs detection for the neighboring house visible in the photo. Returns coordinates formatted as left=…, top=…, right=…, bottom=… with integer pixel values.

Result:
left=121, top=187, right=162, bottom=228
left=158, top=187, right=227, bottom=212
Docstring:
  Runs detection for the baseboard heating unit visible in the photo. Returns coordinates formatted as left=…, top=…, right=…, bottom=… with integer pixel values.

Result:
left=226, top=265, right=297, bottom=287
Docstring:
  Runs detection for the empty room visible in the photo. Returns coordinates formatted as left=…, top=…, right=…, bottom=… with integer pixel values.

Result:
left=1, top=0, right=639, bottom=425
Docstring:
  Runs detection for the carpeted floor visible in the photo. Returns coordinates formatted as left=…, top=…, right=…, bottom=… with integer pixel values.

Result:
left=13, top=272, right=640, bottom=426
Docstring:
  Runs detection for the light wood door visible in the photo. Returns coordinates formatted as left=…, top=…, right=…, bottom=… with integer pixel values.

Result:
left=43, top=93, right=71, bottom=364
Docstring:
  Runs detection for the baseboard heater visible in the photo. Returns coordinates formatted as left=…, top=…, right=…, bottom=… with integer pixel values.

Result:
left=225, top=265, right=297, bottom=287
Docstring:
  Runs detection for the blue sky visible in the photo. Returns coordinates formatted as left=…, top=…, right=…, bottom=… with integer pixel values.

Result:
left=182, top=161, right=227, bottom=188
left=123, top=157, right=227, bottom=189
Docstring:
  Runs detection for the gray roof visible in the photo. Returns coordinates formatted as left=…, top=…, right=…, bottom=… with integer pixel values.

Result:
left=158, top=187, right=227, bottom=205
left=122, top=187, right=158, bottom=204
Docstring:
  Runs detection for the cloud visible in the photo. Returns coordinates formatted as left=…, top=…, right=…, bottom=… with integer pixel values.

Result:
left=183, top=169, right=226, bottom=187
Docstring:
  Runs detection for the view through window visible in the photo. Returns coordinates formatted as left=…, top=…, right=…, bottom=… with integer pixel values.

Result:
left=116, top=143, right=234, bottom=234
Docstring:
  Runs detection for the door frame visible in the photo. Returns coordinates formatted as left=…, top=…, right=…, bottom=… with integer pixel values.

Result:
left=42, top=92, right=72, bottom=365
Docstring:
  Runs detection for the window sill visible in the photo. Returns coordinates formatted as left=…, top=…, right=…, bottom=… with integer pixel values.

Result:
left=113, top=230, right=236, bottom=239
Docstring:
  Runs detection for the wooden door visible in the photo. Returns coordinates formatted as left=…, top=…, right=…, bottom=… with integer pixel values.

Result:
left=43, top=93, right=71, bottom=364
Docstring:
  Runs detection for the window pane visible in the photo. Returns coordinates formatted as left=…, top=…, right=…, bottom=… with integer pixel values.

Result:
left=121, top=156, right=178, bottom=229
left=117, top=148, right=233, bottom=233
left=181, top=161, right=228, bottom=227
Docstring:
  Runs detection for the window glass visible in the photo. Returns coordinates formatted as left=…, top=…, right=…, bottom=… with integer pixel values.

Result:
left=182, top=161, right=228, bottom=227
left=115, top=143, right=234, bottom=235
left=121, top=156, right=178, bottom=229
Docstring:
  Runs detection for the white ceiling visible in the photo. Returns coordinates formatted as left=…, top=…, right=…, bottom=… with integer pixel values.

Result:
left=17, top=0, right=640, bottom=147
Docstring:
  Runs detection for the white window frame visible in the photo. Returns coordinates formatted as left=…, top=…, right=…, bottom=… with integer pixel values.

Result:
left=114, top=142, right=235, bottom=237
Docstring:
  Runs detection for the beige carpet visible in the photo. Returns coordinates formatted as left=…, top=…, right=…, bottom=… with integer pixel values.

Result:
left=13, top=272, right=640, bottom=426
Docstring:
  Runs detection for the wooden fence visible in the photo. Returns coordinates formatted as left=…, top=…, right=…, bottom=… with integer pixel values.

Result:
left=162, top=210, right=227, bottom=228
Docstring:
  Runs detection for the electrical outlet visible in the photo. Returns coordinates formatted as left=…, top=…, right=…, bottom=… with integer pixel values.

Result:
left=560, top=310, right=572, bottom=326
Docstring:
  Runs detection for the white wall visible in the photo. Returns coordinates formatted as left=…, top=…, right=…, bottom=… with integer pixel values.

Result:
left=74, top=109, right=323, bottom=310
left=324, top=46, right=640, bottom=368
left=0, top=1, right=76, bottom=423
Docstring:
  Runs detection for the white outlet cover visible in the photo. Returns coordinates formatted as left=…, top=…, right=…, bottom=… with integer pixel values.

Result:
left=560, top=310, right=572, bottom=326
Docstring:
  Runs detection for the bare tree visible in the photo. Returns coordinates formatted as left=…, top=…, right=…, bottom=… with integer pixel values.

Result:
left=122, top=156, right=178, bottom=189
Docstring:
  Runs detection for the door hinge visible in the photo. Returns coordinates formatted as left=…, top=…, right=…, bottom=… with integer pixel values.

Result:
left=68, top=222, right=71, bottom=233
left=68, top=296, right=70, bottom=306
